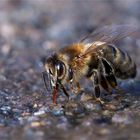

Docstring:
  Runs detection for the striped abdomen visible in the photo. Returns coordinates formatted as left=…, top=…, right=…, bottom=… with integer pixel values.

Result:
left=101, top=44, right=137, bottom=79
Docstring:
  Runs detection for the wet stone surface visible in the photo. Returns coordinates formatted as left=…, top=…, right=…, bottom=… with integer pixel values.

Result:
left=0, top=0, right=140, bottom=140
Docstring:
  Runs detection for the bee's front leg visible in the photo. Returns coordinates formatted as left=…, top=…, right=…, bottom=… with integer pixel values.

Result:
left=52, top=83, right=59, bottom=104
left=42, top=71, right=52, bottom=91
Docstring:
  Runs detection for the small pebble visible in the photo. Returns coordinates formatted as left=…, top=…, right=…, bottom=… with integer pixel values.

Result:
left=34, top=110, right=45, bottom=116
left=98, top=128, right=111, bottom=135
left=0, top=106, right=13, bottom=116
left=112, top=112, right=133, bottom=124
left=103, top=103, right=117, bottom=111
left=64, top=101, right=86, bottom=117
left=27, top=116, right=39, bottom=122
left=30, top=121, right=44, bottom=127
left=83, top=101, right=102, bottom=111
left=51, top=105, right=64, bottom=116
left=21, top=112, right=31, bottom=117
left=78, top=92, right=93, bottom=102
left=56, top=116, right=68, bottom=130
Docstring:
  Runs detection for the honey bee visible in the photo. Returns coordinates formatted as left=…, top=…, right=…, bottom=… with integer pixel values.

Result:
left=42, top=25, right=137, bottom=104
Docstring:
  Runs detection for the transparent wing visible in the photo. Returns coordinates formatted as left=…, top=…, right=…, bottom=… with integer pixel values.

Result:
left=80, top=25, right=137, bottom=44
left=79, top=25, right=138, bottom=56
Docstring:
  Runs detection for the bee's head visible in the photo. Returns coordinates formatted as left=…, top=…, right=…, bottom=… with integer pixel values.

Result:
left=42, top=54, right=66, bottom=87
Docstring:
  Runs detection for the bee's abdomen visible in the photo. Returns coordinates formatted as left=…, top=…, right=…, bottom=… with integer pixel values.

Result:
left=102, top=44, right=137, bottom=79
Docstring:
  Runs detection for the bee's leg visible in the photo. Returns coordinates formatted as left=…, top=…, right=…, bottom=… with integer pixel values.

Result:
left=92, top=70, right=104, bottom=104
left=100, top=58, right=118, bottom=89
left=70, top=81, right=81, bottom=94
left=60, top=84, right=69, bottom=100
left=98, top=60, right=112, bottom=94
left=52, top=84, right=58, bottom=104
left=106, top=74, right=117, bottom=89
left=42, top=71, right=58, bottom=103
left=42, top=71, right=50, bottom=90
left=76, top=82, right=81, bottom=93
left=100, top=74, right=112, bottom=94
left=99, top=58, right=124, bottom=100
left=69, top=81, right=74, bottom=92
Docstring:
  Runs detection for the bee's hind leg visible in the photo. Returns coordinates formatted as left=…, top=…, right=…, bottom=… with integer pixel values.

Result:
left=100, top=58, right=118, bottom=89
left=100, top=74, right=112, bottom=94
left=99, top=58, right=124, bottom=100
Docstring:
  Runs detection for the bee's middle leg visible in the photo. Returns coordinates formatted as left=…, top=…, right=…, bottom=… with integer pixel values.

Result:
left=92, top=70, right=104, bottom=104
left=60, top=83, right=70, bottom=101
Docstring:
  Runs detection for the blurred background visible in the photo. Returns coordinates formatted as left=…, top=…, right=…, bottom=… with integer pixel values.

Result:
left=0, top=0, right=140, bottom=75
left=0, top=0, right=140, bottom=140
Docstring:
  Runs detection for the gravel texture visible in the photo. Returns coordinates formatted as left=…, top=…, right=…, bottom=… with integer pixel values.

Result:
left=0, top=0, right=140, bottom=140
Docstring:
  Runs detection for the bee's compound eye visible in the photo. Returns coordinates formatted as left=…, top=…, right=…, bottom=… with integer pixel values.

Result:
left=56, top=61, right=65, bottom=79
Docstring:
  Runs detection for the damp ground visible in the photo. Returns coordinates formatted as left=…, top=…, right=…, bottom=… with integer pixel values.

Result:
left=0, top=1, right=140, bottom=140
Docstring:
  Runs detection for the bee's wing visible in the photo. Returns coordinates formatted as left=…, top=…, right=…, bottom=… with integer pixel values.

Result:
left=80, top=25, right=137, bottom=44
left=79, top=25, right=137, bottom=56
